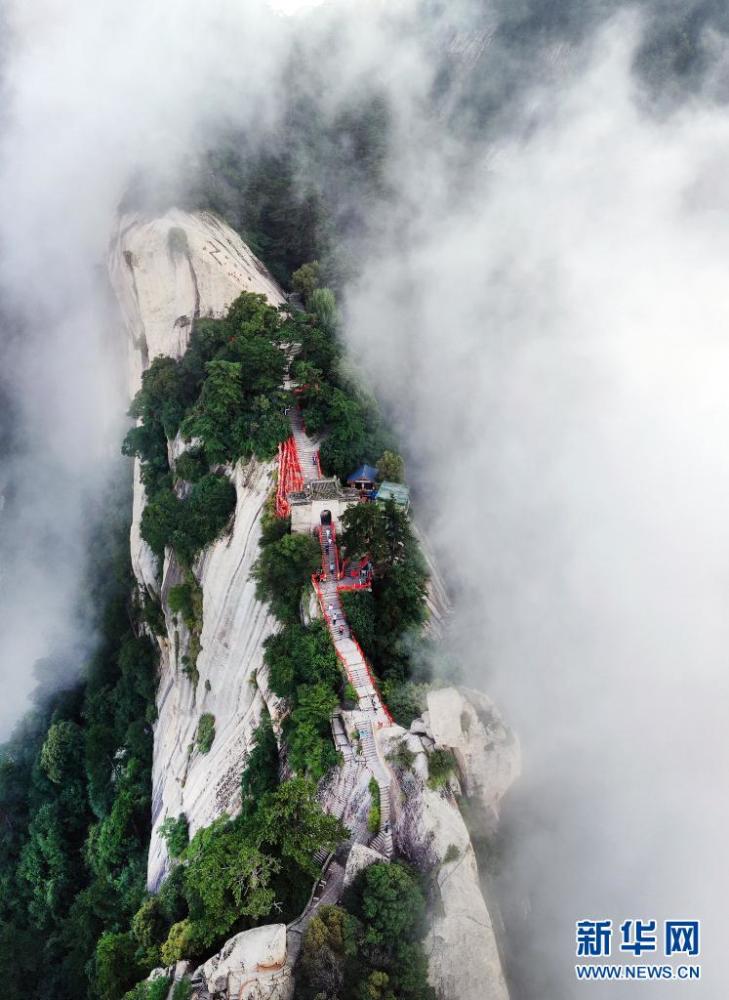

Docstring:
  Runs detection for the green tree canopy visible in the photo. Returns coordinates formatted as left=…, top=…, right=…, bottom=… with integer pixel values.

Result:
left=129, top=356, right=190, bottom=439
left=298, top=905, right=359, bottom=1000
left=182, top=819, right=279, bottom=946
left=94, top=931, right=143, bottom=1000
left=253, top=532, right=321, bottom=622
left=240, top=716, right=279, bottom=813
left=309, top=287, right=338, bottom=334
left=340, top=503, right=388, bottom=566
left=340, top=501, right=428, bottom=682
left=40, top=720, right=83, bottom=785
left=254, top=778, right=347, bottom=877
left=356, top=863, right=427, bottom=948
left=159, top=814, right=189, bottom=859
left=376, top=451, right=405, bottom=484
left=291, top=261, right=321, bottom=305
left=182, top=359, right=243, bottom=465
left=195, top=714, right=216, bottom=755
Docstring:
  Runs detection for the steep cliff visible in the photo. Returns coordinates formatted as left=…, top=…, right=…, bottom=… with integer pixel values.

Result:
left=109, top=210, right=518, bottom=999
left=109, top=209, right=287, bottom=889
left=378, top=687, right=520, bottom=1000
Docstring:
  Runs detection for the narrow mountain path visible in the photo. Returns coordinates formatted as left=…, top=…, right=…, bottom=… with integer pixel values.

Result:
left=289, top=405, right=322, bottom=478
left=281, top=407, right=398, bottom=960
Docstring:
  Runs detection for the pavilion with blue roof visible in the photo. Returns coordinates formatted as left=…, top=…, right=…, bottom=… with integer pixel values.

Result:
left=346, top=463, right=379, bottom=493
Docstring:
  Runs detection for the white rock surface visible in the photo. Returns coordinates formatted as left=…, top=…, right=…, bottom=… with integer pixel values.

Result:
left=172, top=960, right=191, bottom=982
left=427, top=686, right=521, bottom=833
left=427, top=688, right=468, bottom=748
left=299, top=585, right=321, bottom=628
left=343, top=843, right=388, bottom=888
left=132, top=460, right=161, bottom=595
left=147, top=457, right=280, bottom=888
left=109, top=209, right=288, bottom=889
left=193, top=924, right=292, bottom=1000
left=109, top=208, right=286, bottom=398
left=379, top=720, right=515, bottom=1000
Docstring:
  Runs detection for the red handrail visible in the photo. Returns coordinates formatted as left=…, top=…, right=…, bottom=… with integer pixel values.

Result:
left=275, top=436, right=305, bottom=517
left=278, top=411, right=392, bottom=725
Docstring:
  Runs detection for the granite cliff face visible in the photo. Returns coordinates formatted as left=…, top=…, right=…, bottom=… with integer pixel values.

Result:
left=109, top=209, right=287, bottom=889
left=378, top=687, right=520, bottom=1000
left=427, top=686, right=520, bottom=835
left=109, top=210, right=518, bottom=999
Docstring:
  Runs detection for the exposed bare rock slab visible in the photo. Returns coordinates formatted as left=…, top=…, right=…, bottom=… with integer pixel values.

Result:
left=343, top=843, right=389, bottom=888
left=427, top=686, right=521, bottom=833
left=192, top=924, right=292, bottom=1000
left=379, top=717, right=516, bottom=1000
left=109, top=208, right=286, bottom=397
left=147, top=457, right=280, bottom=889
left=109, top=210, right=287, bottom=889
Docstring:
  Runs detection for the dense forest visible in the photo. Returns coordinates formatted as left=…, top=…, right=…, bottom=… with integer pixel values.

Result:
left=0, top=530, right=157, bottom=997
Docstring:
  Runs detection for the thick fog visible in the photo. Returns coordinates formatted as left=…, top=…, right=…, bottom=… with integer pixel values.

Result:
left=341, top=12, right=729, bottom=999
left=0, top=0, right=292, bottom=732
left=0, top=0, right=727, bottom=996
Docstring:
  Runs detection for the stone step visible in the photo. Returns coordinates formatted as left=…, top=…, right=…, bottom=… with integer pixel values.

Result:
left=370, top=830, right=394, bottom=858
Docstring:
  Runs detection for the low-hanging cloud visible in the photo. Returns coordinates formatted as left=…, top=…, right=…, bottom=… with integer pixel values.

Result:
left=0, top=0, right=455, bottom=733
left=0, top=0, right=294, bottom=732
left=341, top=13, right=729, bottom=998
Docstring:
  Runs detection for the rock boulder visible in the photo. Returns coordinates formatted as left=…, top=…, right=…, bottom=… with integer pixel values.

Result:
left=193, top=924, right=292, bottom=999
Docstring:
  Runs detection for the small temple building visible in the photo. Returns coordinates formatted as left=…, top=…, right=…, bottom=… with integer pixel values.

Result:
left=346, top=463, right=379, bottom=494
left=288, top=477, right=360, bottom=534
left=287, top=464, right=411, bottom=534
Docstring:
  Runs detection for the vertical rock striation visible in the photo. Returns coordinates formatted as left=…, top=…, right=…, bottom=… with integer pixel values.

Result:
left=378, top=686, right=520, bottom=1000
left=109, top=209, right=287, bottom=888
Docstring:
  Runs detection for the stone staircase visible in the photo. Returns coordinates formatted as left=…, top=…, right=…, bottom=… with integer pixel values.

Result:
left=331, top=713, right=355, bottom=762
left=286, top=855, right=345, bottom=964
left=286, top=401, right=397, bottom=907
left=290, top=406, right=320, bottom=479
left=355, top=719, right=393, bottom=858
left=313, top=847, right=330, bottom=867
left=313, top=578, right=394, bottom=859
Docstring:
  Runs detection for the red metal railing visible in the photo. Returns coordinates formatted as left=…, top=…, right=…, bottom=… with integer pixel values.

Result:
left=278, top=412, right=392, bottom=726
left=275, top=436, right=304, bottom=517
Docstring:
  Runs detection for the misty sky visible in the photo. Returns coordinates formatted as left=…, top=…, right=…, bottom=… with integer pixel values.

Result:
left=0, top=1, right=727, bottom=997
left=342, top=12, right=729, bottom=997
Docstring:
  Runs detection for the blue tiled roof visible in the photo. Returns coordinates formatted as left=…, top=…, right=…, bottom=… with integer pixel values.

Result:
left=347, top=463, right=379, bottom=483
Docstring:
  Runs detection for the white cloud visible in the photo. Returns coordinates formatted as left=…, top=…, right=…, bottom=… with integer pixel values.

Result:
left=0, top=0, right=291, bottom=731
left=341, top=14, right=729, bottom=995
